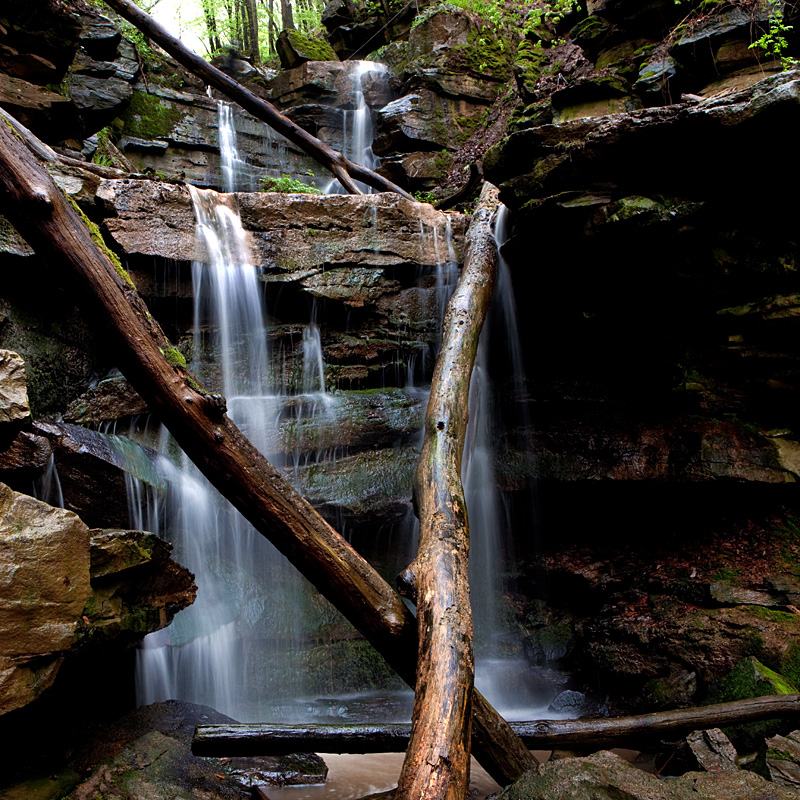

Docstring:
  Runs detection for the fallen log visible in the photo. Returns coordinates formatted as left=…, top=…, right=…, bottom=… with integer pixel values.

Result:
left=394, top=183, right=500, bottom=800
left=101, top=0, right=414, bottom=200
left=192, top=695, right=800, bottom=756
left=509, top=694, right=800, bottom=749
left=0, top=114, right=533, bottom=788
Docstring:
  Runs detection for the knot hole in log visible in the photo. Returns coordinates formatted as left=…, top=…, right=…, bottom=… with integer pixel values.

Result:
left=397, top=567, right=417, bottom=602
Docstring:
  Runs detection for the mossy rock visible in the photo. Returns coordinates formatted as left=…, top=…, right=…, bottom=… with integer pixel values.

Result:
left=276, top=29, right=339, bottom=69
left=515, top=39, right=548, bottom=100
left=119, top=90, right=184, bottom=142
left=706, top=656, right=799, bottom=750
left=570, top=14, right=619, bottom=58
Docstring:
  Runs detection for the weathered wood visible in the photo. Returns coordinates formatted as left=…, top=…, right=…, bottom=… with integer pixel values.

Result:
left=194, top=723, right=413, bottom=756
left=395, top=183, right=502, bottom=800
left=510, top=694, right=800, bottom=749
left=100, top=0, right=414, bottom=199
left=0, top=116, right=532, bottom=789
left=0, top=106, right=127, bottom=178
left=193, top=695, right=800, bottom=756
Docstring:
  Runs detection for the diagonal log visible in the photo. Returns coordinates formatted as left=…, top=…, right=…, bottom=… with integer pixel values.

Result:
left=0, top=117, right=534, bottom=788
left=394, top=183, right=501, bottom=800
left=192, top=694, right=800, bottom=755
left=100, top=0, right=414, bottom=200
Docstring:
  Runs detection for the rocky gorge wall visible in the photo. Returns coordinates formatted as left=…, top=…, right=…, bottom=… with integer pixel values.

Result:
left=3, top=0, right=800, bottom=794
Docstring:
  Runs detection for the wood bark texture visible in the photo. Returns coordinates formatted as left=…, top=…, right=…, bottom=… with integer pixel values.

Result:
left=0, top=121, right=533, bottom=788
left=101, top=0, right=413, bottom=199
left=394, top=183, right=500, bottom=800
left=193, top=694, right=800, bottom=755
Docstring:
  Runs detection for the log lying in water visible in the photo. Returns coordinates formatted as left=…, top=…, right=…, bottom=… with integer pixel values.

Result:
left=192, top=694, right=800, bottom=756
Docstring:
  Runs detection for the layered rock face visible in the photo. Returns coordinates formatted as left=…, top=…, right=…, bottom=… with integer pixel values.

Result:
left=478, top=4, right=800, bottom=714
left=0, top=351, right=194, bottom=717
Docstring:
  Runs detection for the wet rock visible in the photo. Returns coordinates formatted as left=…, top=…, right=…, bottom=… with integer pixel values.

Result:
left=64, top=374, right=148, bottom=426
left=685, top=728, right=738, bottom=772
left=705, top=656, right=798, bottom=750
left=496, top=749, right=799, bottom=800
left=487, top=70, right=800, bottom=212
left=0, top=483, right=92, bottom=715
left=0, top=350, right=30, bottom=426
left=63, top=700, right=326, bottom=800
left=98, top=179, right=467, bottom=274
left=763, top=729, right=800, bottom=788
left=0, top=431, right=52, bottom=475
left=294, top=445, right=419, bottom=528
left=30, top=421, right=164, bottom=529
left=0, top=480, right=194, bottom=718
left=0, top=72, right=78, bottom=137
left=82, top=528, right=195, bottom=648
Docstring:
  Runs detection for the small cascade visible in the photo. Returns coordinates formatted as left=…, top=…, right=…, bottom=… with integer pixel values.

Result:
left=134, top=109, right=315, bottom=721
left=326, top=62, right=387, bottom=194
left=218, top=102, right=249, bottom=194
left=35, top=454, right=64, bottom=508
left=464, top=205, right=562, bottom=719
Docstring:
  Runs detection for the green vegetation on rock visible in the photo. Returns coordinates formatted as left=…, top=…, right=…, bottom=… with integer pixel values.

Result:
left=261, top=173, right=323, bottom=194
left=120, top=90, right=183, bottom=142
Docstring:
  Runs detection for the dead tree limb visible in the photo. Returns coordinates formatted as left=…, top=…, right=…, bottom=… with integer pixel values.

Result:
left=100, top=0, right=414, bottom=200
left=394, top=183, right=502, bottom=800
left=510, top=693, right=800, bottom=749
left=0, top=117, right=532, bottom=788
left=193, top=695, right=800, bottom=756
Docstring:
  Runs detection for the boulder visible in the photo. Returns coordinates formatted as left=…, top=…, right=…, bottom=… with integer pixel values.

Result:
left=0, top=700, right=326, bottom=799
left=685, top=728, right=739, bottom=772
left=276, top=30, right=339, bottom=70
left=764, top=729, right=800, bottom=788
left=0, top=480, right=194, bottom=718
left=0, top=483, right=92, bottom=715
left=495, top=749, right=799, bottom=800
left=0, top=349, right=30, bottom=426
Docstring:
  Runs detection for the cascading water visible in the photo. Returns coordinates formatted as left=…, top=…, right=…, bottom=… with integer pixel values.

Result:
left=135, top=114, right=312, bottom=721
left=325, top=62, right=387, bottom=194
left=463, top=205, right=564, bottom=719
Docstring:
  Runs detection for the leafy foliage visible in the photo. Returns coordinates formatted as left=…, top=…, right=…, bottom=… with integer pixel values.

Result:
left=261, top=173, right=323, bottom=193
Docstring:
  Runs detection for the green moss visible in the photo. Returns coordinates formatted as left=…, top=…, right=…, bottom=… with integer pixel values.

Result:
left=285, top=29, right=338, bottom=61
left=462, top=28, right=512, bottom=77
left=65, top=195, right=135, bottom=288
left=160, top=346, right=187, bottom=370
left=781, top=642, right=800, bottom=690
left=707, top=656, right=798, bottom=748
left=120, top=89, right=183, bottom=141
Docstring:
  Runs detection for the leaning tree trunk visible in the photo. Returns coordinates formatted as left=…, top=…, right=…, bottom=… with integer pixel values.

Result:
left=0, top=118, right=535, bottom=789
left=394, top=183, right=500, bottom=800
left=102, top=0, right=411, bottom=198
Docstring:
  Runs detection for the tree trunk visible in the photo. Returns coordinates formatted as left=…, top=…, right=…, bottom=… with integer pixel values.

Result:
left=0, top=118, right=534, bottom=790
left=266, top=0, right=277, bottom=54
left=281, top=0, right=295, bottom=29
left=201, top=0, right=222, bottom=53
left=393, top=183, right=500, bottom=800
left=101, top=0, right=411, bottom=199
left=193, top=694, right=800, bottom=755
left=243, top=0, right=260, bottom=63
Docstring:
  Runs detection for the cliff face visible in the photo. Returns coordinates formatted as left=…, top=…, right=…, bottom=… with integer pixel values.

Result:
left=2, top=0, right=800, bottom=764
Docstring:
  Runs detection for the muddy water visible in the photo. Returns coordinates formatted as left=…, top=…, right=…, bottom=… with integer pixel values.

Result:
left=265, top=754, right=502, bottom=799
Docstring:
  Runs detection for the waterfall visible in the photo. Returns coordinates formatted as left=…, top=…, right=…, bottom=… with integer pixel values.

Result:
left=134, top=114, right=313, bottom=721
left=464, top=205, right=562, bottom=719
left=325, top=62, right=387, bottom=194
